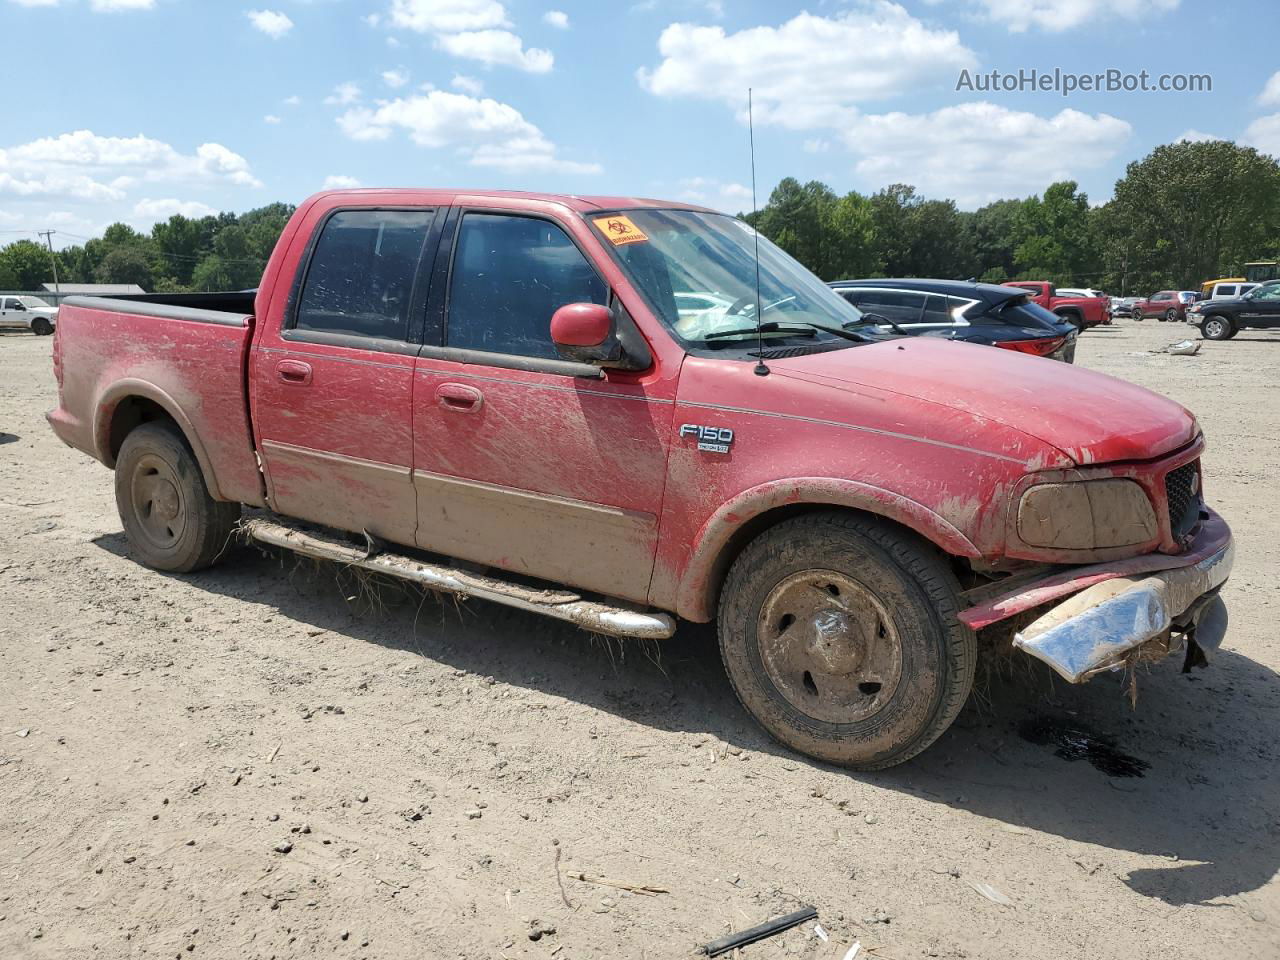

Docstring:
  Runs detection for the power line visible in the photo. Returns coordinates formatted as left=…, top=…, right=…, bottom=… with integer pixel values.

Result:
left=37, top=230, right=60, bottom=295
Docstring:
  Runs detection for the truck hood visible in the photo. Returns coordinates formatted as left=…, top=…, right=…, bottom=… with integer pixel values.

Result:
left=767, top=338, right=1197, bottom=466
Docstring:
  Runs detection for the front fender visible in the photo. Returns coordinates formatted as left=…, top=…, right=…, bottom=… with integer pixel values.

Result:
left=673, top=476, right=982, bottom=622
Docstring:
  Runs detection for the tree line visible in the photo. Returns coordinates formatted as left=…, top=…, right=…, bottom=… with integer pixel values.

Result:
left=1, top=139, right=1278, bottom=297
left=746, top=139, right=1279, bottom=294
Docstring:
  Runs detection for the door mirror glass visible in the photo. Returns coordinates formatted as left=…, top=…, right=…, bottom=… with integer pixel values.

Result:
left=550, top=303, right=621, bottom=365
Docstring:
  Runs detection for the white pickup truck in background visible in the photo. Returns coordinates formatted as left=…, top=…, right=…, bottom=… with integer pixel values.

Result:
left=0, top=295, right=58, bottom=335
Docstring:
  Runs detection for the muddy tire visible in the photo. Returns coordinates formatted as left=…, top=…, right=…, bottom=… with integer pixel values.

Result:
left=1200, top=315, right=1233, bottom=341
left=114, top=421, right=240, bottom=573
left=1164, top=308, right=1177, bottom=322
left=717, top=512, right=976, bottom=770
left=31, top=317, right=53, bottom=336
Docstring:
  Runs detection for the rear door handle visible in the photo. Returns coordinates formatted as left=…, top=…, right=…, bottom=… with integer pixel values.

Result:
left=435, top=383, right=483, bottom=413
left=276, top=359, right=313, bottom=385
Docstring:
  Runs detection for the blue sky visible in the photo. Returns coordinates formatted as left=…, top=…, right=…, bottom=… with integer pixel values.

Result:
left=2, top=0, right=1278, bottom=247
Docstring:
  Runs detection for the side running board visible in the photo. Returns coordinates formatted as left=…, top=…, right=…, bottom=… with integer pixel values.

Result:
left=240, top=517, right=677, bottom=640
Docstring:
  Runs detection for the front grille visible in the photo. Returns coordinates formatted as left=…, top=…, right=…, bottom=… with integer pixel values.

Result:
left=1165, top=461, right=1202, bottom=541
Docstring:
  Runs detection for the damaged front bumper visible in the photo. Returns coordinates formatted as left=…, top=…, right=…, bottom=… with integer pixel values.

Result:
left=1013, top=530, right=1232, bottom=683
left=960, top=511, right=1234, bottom=683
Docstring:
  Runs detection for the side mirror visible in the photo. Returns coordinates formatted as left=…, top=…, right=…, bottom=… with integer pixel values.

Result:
left=550, top=303, right=623, bottom=365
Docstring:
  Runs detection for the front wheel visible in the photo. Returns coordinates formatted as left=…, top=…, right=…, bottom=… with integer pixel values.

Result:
left=1132, top=309, right=1143, bottom=321
left=1200, top=315, right=1233, bottom=341
left=717, top=512, right=976, bottom=770
left=114, top=421, right=240, bottom=573
left=31, top=317, right=53, bottom=336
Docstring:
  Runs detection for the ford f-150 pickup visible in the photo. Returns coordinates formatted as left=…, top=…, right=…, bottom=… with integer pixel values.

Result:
left=48, top=189, right=1233, bottom=769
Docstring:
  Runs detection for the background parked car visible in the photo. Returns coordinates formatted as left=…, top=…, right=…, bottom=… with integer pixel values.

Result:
left=0, top=295, right=57, bottom=335
left=1131, top=290, right=1191, bottom=321
left=829, top=278, right=1078, bottom=361
left=1187, top=279, right=1280, bottom=339
left=1110, top=295, right=1138, bottom=317
left=1058, top=287, right=1108, bottom=299
left=1205, top=281, right=1258, bottom=301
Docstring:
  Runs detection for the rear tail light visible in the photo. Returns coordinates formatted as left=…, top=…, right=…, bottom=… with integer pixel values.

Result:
left=995, top=335, right=1066, bottom=357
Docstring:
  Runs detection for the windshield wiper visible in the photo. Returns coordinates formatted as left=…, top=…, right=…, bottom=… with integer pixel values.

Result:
left=845, top=311, right=908, bottom=335
left=705, top=320, right=876, bottom=343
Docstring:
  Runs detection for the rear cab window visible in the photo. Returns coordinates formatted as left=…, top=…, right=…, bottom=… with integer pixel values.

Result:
left=292, top=209, right=436, bottom=344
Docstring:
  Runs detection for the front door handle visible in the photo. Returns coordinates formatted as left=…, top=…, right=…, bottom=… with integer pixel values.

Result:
left=436, top=382, right=483, bottom=413
left=276, top=359, right=313, bottom=385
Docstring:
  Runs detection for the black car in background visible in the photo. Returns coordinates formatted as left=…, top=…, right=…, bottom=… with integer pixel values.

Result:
left=829, top=278, right=1078, bottom=362
left=1186, top=279, right=1280, bottom=340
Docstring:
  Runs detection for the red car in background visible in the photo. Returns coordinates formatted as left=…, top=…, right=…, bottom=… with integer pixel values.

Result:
left=1004, top=281, right=1111, bottom=330
left=1132, top=290, right=1195, bottom=321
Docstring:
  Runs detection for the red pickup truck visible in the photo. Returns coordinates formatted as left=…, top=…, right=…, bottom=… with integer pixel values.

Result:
left=48, top=188, right=1232, bottom=769
left=1005, top=281, right=1111, bottom=329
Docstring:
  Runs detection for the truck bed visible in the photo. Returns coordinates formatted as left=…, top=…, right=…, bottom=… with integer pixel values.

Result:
left=47, top=296, right=265, bottom=507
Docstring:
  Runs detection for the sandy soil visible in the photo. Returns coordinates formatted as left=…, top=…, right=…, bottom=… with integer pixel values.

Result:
left=2, top=320, right=1278, bottom=960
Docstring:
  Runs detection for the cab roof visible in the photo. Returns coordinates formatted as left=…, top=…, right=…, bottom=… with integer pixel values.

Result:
left=310, top=187, right=720, bottom=215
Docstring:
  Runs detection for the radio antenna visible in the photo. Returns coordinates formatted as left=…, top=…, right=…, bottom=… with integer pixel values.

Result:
left=748, top=87, right=768, bottom=377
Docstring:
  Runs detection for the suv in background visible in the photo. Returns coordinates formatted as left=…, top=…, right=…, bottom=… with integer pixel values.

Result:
left=1132, top=290, right=1191, bottom=321
left=829, top=279, right=1078, bottom=361
left=1206, top=281, right=1258, bottom=301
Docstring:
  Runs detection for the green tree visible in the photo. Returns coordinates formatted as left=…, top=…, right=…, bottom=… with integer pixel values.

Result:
left=751, top=179, right=876, bottom=280
left=963, top=198, right=1023, bottom=282
left=1107, top=140, right=1280, bottom=290
left=0, top=239, right=56, bottom=289
left=869, top=185, right=972, bottom=278
left=1012, top=181, right=1098, bottom=284
left=95, top=246, right=155, bottom=288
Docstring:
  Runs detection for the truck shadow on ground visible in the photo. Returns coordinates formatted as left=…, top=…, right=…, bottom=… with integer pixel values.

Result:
left=94, top=534, right=1280, bottom=912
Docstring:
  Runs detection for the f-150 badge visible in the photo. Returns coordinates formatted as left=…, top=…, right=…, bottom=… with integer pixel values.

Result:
left=680, top=424, right=734, bottom=454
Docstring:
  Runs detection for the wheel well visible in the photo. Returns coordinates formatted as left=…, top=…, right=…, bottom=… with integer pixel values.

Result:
left=703, top=502, right=950, bottom=619
left=108, top=396, right=179, bottom=463
left=1054, top=308, right=1082, bottom=321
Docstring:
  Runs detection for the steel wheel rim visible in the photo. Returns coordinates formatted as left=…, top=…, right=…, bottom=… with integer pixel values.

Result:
left=757, top=569, right=904, bottom=724
left=1205, top=318, right=1224, bottom=338
left=130, top=453, right=186, bottom=550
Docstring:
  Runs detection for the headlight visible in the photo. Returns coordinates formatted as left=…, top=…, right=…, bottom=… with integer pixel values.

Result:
left=1018, top=479, right=1158, bottom=550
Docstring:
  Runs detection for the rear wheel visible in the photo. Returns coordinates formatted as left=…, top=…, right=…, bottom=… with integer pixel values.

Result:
left=1132, top=308, right=1143, bottom=321
left=1201, top=315, right=1233, bottom=341
left=31, top=317, right=53, bottom=336
left=717, top=512, right=976, bottom=769
left=114, top=421, right=240, bottom=573
left=1164, top=308, right=1176, bottom=322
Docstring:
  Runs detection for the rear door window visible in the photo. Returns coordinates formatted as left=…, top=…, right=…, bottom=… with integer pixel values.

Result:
left=853, top=289, right=926, bottom=324
left=446, top=213, right=607, bottom=359
left=294, top=209, right=435, bottom=342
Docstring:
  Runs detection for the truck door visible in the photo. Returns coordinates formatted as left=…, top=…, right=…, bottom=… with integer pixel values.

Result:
left=1242, top=283, right=1280, bottom=327
left=410, top=207, right=675, bottom=604
left=250, top=206, right=440, bottom=544
left=1, top=297, right=25, bottom=327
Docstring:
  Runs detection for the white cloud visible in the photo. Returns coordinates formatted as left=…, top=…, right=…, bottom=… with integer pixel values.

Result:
left=436, top=29, right=553, bottom=72
left=639, top=4, right=976, bottom=128
left=970, top=0, right=1178, bottom=33
left=132, top=198, right=218, bottom=219
left=1259, top=71, right=1280, bottom=108
left=1176, top=129, right=1223, bottom=143
left=324, top=82, right=362, bottom=106
left=247, top=9, right=294, bottom=38
left=1244, top=114, right=1280, bottom=158
left=451, top=73, right=483, bottom=95
left=542, top=9, right=568, bottom=28
left=382, top=68, right=410, bottom=88
left=0, top=130, right=262, bottom=204
left=323, top=175, right=363, bottom=189
left=264, top=114, right=282, bottom=125
left=336, top=90, right=599, bottom=174
left=676, top=177, right=752, bottom=211
left=388, top=0, right=509, bottom=33
left=283, top=95, right=302, bottom=107
left=840, top=102, right=1130, bottom=207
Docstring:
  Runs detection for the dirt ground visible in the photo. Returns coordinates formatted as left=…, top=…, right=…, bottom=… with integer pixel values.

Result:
left=2, top=320, right=1278, bottom=960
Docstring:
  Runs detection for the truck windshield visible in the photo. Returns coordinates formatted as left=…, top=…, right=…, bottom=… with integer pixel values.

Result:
left=590, top=209, right=867, bottom=352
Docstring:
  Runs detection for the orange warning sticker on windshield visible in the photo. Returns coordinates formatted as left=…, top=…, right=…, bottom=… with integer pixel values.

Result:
left=593, top=215, right=649, bottom=246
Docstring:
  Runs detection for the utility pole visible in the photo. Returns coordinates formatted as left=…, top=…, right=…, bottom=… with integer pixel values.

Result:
left=38, top=229, right=59, bottom=296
